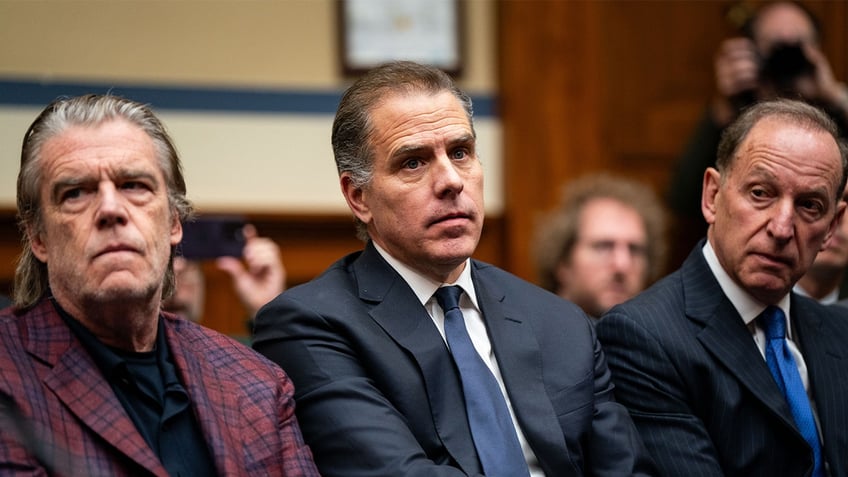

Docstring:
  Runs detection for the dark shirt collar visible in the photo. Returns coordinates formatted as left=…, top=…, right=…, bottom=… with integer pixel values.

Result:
left=52, top=297, right=169, bottom=381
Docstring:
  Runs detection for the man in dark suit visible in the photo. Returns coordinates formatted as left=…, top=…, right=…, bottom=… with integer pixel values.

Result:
left=0, top=94, right=319, bottom=476
left=597, top=98, right=848, bottom=476
left=252, top=61, right=655, bottom=476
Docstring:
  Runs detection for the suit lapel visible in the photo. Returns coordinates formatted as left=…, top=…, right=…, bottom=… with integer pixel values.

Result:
left=26, top=301, right=166, bottom=475
left=471, top=262, right=570, bottom=473
left=165, top=318, right=240, bottom=476
left=355, top=244, right=480, bottom=474
left=792, top=297, right=848, bottom=469
left=683, top=248, right=798, bottom=430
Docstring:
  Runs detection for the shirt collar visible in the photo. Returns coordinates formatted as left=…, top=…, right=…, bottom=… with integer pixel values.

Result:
left=53, top=297, right=170, bottom=380
left=372, top=241, right=479, bottom=309
left=702, top=240, right=791, bottom=327
left=793, top=282, right=839, bottom=305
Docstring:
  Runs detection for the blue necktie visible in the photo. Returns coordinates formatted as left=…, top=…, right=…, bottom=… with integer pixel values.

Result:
left=761, top=305, right=825, bottom=477
left=435, top=286, right=530, bottom=477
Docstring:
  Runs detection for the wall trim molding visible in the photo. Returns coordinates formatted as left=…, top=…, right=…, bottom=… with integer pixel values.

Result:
left=0, top=79, right=498, bottom=117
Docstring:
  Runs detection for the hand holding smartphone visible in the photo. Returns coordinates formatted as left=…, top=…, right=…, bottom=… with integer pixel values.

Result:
left=178, top=216, right=246, bottom=260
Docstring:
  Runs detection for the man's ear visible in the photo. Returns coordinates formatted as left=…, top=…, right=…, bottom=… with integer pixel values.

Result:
left=701, top=167, right=721, bottom=226
left=28, top=225, right=48, bottom=263
left=340, top=173, right=372, bottom=225
left=170, top=210, right=183, bottom=248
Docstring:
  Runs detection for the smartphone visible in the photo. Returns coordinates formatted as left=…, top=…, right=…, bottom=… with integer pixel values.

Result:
left=178, top=215, right=246, bottom=260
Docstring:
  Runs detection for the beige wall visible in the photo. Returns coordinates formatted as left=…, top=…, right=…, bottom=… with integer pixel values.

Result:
left=0, top=0, right=495, bottom=93
left=0, top=0, right=500, bottom=212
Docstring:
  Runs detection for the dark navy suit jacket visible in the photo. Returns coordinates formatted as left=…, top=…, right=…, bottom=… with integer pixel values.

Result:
left=253, top=242, right=655, bottom=477
left=597, top=241, right=848, bottom=477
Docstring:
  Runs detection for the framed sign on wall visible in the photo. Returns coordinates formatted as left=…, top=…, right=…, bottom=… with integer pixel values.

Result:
left=338, top=0, right=463, bottom=76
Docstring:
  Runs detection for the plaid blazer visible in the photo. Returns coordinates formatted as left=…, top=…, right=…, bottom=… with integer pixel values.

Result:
left=0, top=297, right=319, bottom=476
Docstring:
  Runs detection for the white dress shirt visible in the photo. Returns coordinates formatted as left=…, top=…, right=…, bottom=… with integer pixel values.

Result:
left=794, top=282, right=839, bottom=305
left=702, top=241, right=810, bottom=390
left=373, top=243, right=543, bottom=476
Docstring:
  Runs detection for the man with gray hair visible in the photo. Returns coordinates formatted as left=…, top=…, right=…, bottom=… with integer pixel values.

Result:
left=253, top=61, right=654, bottom=476
left=0, top=94, right=318, bottom=476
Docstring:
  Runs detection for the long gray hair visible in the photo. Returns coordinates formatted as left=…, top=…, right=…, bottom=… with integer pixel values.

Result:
left=14, top=94, right=193, bottom=308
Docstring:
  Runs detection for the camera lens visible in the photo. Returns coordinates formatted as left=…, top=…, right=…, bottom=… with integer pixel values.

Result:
left=761, top=42, right=815, bottom=90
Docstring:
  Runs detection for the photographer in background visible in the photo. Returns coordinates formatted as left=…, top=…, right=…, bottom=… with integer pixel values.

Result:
left=668, top=0, right=848, bottom=257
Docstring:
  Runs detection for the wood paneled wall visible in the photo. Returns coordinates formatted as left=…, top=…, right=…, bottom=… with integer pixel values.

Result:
left=0, top=213, right=20, bottom=302
left=2, top=1, right=846, bottom=337
left=499, top=0, right=848, bottom=281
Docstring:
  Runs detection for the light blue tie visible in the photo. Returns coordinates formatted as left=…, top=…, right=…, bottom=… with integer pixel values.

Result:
left=761, top=305, right=825, bottom=477
left=435, top=286, right=530, bottom=477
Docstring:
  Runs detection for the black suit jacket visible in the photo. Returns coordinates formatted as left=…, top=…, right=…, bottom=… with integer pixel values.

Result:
left=253, top=242, right=654, bottom=476
left=597, top=241, right=848, bottom=477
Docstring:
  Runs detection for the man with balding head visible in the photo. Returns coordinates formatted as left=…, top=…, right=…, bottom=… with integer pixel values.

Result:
left=599, top=99, right=848, bottom=475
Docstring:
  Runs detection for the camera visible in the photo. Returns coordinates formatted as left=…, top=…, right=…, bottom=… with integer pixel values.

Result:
left=760, top=42, right=815, bottom=91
